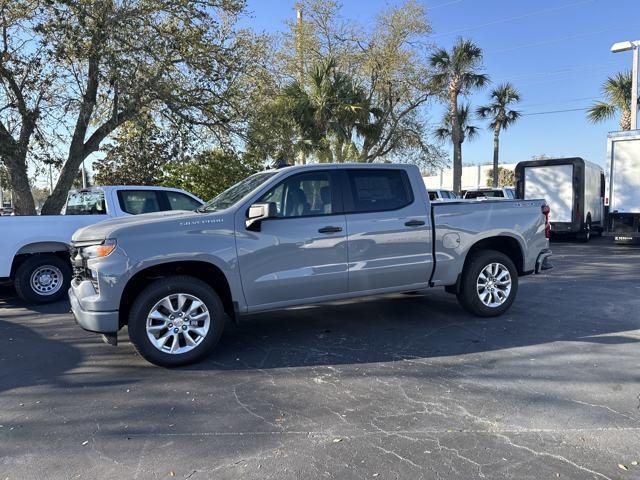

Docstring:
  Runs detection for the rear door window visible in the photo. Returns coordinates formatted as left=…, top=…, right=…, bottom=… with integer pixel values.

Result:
left=164, top=191, right=202, bottom=211
left=346, top=169, right=413, bottom=213
left=117, top=190, right=161, bottom=215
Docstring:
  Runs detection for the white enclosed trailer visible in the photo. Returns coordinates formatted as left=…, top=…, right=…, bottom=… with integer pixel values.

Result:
left=515, top=158, right=604, bottom=241
left=606, top=131, right=640, bottom=244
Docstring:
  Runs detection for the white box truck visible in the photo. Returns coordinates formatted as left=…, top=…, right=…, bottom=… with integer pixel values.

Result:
left=515, top=158, right=605, bottom=242
left=606, top=131, right=640, bottom=244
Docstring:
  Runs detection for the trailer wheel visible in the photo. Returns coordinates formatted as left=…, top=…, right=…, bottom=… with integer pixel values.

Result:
left=577, top=220, right=591, bottom=243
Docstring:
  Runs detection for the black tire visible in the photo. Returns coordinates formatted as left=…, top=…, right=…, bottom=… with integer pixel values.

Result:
left=456, top=250, right=518, bottom=317
left=128, top=276, right=225, bottom=367
left=577, top=221, right=591, bottom=243
left=14, top=254, right=71, bottom=304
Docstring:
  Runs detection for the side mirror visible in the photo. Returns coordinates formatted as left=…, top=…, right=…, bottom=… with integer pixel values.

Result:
left=245, top=202, right=277, bottom=231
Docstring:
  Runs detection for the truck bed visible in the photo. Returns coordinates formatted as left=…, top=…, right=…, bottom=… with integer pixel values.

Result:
left=430, top=199, right=548, bottom=286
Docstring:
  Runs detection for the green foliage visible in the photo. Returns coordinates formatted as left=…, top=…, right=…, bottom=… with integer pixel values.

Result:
left=93, top=116, right=176, bottom=186
left=162, top=150, right=262, bottom=201
left=1, top=0, right=257, bottom=214
left=477, top=82, right=521, bottom=187
left=429, top=37, right=488, bottom=193
left=587, top=71, right=636, bottom=131
left=263, top=0, right=440, bottom=165
left=248, top=58, right=379, bottom=164
left=429, top=38, right=489, bottom=98
left=476, top=83, right=521, bottom=132
left=486, top=167, right=515, bottom=188
left=435, top=104, right=479, bottom=143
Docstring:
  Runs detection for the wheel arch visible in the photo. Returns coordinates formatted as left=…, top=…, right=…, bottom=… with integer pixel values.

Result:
left=118, top=260, right=235, bottom=328
left=11, top=242, right=71, bottom=277
left=465, top=235, right=525, bottom=275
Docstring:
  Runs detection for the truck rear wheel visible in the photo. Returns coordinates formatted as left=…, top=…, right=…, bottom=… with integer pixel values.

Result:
left=127, top=276, right=225, bottom=367
left=456, top=250, right=518, bottom=317
left=576, top=220, right=591, bottom=242
left=14, top=254, right=71, bottom=304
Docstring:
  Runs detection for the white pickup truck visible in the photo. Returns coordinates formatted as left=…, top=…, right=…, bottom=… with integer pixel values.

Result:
left=1, top=186, right=203, bottom=303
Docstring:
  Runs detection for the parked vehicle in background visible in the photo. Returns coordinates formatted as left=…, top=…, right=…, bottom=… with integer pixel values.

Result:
left=605, top=131, right=640, bottom=244
left=464, top=187, right=516, bottom=199
left=69, top=163, right=552, bottom=367
left=515, top=157, right=604, bottom=242
left=0, top=186, right=203, bottom=304
left=428, top=189, right=459, bottom=201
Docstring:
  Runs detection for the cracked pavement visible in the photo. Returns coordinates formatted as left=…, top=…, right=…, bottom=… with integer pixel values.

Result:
left=1, top=237, right=639, bottom=479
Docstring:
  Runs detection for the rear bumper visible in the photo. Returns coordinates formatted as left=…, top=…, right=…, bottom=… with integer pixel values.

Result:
left=603, top=233, right=640, bottom=244
left=535, top=249, right=553, bottom=273
left=69, top=284, right=119, bottom=334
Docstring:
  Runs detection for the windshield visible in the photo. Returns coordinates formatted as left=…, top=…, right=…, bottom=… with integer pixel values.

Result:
left=65, top=191, right=107, bottom=215
left=199, top=171, right=278, bottom=212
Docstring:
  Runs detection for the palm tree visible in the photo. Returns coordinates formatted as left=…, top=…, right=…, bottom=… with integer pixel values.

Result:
left=587, top=71, right=636, bottom=131
left=434, top=104, right=480, bottom=161
left=282, top=58, right=376, bottom=162
left=430, top=38, right=489, bottom=194
left=476, top=83, right=521, bottom=187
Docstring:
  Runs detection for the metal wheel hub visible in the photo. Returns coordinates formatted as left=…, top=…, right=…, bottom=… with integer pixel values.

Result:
left=30, top=266, right=63, bottom=296
left=476, top=262, right=511, bottom=308
left=146, top=293, right=211, bottom=355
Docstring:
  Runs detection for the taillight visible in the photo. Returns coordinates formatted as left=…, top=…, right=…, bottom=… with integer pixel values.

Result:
left=542, top=204, right=551, bottom=239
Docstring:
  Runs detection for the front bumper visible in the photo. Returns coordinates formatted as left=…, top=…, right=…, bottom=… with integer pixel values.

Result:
left=69, top=281, right=119, bottom=334
left=535, top=249, right=553, bottom=273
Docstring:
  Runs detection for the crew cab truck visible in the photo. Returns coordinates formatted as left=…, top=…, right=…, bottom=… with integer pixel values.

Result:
left=1, top=186, right=203, bottom=303
left=69, top=164, right=552, bottom=367
left=605, top=131, right=640, bottom=244
left=515, top=157, right=604, bottom=242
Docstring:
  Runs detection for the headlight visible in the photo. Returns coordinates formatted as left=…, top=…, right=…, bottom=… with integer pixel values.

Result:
left=81, top=239, right=117, bottom=259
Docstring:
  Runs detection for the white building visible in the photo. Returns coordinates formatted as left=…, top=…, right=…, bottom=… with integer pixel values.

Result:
left=423, top=163, right=516, bottom=190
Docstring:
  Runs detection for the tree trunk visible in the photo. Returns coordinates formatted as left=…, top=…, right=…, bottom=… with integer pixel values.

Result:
left=3, top=152, right=36, bottom=215
left=620, top=108, right=631, bottom=131
left=449, top=90, right=462, bottom=194
left=40, top=147, right=86, bottom=215
left=492, top=128, right=500, bottom=188
left=0, top=119, right=37, bottom=215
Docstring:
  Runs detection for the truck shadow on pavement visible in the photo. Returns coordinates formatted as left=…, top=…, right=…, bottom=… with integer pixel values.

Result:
left=183, top=286, right=640, bottom=372
left=0, top=319, right=83, bottom=394
left=0, top=285, right=71, bottom=315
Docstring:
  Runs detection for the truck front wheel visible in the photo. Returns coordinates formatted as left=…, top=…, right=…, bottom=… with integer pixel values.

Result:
left=14, top=254, right=71, bottom=304
left=456, top=250, right=518, bottom=317
left=127, top=276, right=225, bottom=367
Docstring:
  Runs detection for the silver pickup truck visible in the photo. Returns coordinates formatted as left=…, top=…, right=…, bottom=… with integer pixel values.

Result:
left=69, top=164, right=552, bottom=367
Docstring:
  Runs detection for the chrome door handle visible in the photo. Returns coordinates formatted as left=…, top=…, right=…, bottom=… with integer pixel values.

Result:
left=318, top=226, right=343, bottom=234
left=404, top=219, right=425, bottom=227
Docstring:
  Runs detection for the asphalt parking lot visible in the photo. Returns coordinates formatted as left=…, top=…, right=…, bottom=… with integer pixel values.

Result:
left=1, top=237, right=639, bottom=479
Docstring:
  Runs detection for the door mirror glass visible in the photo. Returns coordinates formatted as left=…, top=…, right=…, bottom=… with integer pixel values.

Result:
left=246, top=202, right=277, bottom=230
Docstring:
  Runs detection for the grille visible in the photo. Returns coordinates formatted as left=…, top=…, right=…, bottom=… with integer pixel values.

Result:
left=70, top=247, right=90, bottom=281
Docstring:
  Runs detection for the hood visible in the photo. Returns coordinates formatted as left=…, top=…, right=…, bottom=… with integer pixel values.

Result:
left=72, top=210, right=198, bottom=243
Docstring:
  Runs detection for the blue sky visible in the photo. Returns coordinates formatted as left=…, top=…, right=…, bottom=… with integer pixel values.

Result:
left=242, top=0, right=639, bottom=168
